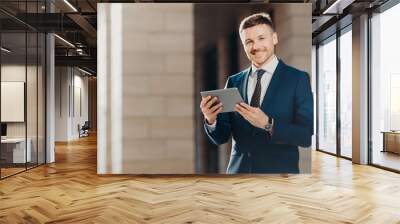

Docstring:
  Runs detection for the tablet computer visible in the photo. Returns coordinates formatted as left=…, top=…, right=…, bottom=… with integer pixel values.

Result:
left=200, top=88, right=244, bottom=113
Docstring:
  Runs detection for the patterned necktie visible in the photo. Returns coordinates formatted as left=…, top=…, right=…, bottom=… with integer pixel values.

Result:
left=250, top=69, right=266, bottom=107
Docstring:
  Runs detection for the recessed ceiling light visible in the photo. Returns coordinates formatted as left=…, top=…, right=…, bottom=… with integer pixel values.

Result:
left=54, top=34, right=75, bottom=48
left=322, top=0, right=354, bottom=15
left=63, top=0, right=78, bottom=12
left=1, top=47, right=11, bottom=53
left=78, top=67, right=93, bottom=76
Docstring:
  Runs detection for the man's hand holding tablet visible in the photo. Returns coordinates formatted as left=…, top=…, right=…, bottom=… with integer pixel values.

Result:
left=200, top=95, right=222, bottom=125
left=200, top=88, right=244, bottom=125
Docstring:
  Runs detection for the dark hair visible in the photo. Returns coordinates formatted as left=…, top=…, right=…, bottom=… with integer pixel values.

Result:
left=239, top=13, right=275, bottom=33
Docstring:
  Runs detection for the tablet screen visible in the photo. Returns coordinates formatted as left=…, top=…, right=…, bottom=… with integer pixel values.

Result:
left=200, top=88, right=244, bottom=113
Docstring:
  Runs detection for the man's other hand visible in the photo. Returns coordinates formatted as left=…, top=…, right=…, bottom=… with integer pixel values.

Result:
left=200, top=96, right=223, bottom=125
left=235, top=102, right=268, bottom=129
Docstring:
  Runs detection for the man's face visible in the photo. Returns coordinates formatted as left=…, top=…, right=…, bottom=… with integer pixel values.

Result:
left=240, top=24, right=278, bottom=68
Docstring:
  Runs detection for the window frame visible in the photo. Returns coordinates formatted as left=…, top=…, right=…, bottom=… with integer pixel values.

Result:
left=315, top=23, right=353, bottom=161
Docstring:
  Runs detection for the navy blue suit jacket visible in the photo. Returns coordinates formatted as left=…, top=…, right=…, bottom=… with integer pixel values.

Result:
left=204, top=59, right=313, bottom=174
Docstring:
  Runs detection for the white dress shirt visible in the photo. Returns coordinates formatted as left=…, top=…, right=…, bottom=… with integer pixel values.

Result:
left=206, top=55, right=279, bottom=130
left=247, top=55, right=279, bottom=104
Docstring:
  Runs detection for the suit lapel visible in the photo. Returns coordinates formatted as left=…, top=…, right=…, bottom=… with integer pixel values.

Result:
left=236, top=67, right=253, bottom=130
left=240, top=67, right=252, bottom=104
left=260, top=60, right=286, bottom=114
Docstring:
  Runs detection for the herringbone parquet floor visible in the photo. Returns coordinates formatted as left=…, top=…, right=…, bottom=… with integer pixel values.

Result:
left=1, top=134, right=400, bottom=223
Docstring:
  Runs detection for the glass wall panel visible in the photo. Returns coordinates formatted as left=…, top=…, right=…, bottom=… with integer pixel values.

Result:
left=38, top=32, right=45, bottom=165
left=26, top=0, right=39, bottom=169
left=339, top=28, right=352, bottom=158
left=37, top=1, right=46, bottom=165
left=371, top=3, right=400, bottom=171
left=1, top=30, right=28, bottom=177
left=0, top=1, right=46, bottom=179
left=27, top=30, right=38, bottom=169
left=317, top=36, right=337, bottom=154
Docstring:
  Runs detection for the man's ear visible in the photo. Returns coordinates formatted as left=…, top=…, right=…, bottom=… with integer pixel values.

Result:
left=272, top=32, right=278, bottom=45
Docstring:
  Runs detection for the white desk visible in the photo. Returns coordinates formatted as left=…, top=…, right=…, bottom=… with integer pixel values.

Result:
left=1, top=138, right=32, bottom=163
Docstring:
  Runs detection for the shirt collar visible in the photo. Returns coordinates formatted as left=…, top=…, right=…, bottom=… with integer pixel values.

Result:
left=250, top=55, right=279, bottom=77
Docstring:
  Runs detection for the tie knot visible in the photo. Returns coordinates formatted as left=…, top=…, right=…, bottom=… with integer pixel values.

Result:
left=256, top=69, right=265, bottom=79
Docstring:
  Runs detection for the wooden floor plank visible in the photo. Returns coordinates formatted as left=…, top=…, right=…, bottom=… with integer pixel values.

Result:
left=1, top=134, right=400, bottom=223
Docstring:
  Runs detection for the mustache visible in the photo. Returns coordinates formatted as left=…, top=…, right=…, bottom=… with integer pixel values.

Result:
left=250, top=48, right=267, bottom=55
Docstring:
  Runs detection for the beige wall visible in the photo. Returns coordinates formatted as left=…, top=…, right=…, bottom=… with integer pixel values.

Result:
left=55, top=67, right=89, bottom=141
left=274, top=4, right=312, bottom=75
left=1, top=65, right=26, bottom=138
left=98, top=3, right=195, bottom=174
left=1, top=65, right=40, bottom=138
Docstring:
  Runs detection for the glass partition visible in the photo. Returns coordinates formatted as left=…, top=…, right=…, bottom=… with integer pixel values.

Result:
left=1, top=30, right=28, bottom=177
left=371, top=3, right=400, bottom=171
left=317, top=35, right=337, bottom=155
left=27, top=0, right=38, bottom=170
left=0, top=1, right=46, bottom=179
left=339, top=28, right=352, bottom=158
left=38, top=32, right=45, bottom=165
left=27, top=30, right=38, bottom=169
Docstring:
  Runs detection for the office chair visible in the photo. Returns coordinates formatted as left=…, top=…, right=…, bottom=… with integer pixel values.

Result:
left=79, top=121, right=90, bottom=138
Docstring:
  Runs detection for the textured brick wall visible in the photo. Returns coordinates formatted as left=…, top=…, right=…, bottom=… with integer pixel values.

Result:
left=274, top=4, right=312, bottom=75
left=98, top=3, right=194, bottom=174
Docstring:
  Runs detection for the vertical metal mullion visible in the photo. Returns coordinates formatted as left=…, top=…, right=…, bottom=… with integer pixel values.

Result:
left=316, top=44, right=320, bottom=151
left=367, top=10, right=373, bottom=165
left=336, top=29, right=341, bottom=157
left=25, top=0, right=28, bottom=171
left=44, top=0, right=48, bottom=164
left=36, top=0, right=39, bottom=167
left=73, top=68, right=75, bottom=118
left=59, top=67, right=62, bottom=117
left=68, top=69, right=71, bottom=118
left=44, top=33, right=47, bottom=164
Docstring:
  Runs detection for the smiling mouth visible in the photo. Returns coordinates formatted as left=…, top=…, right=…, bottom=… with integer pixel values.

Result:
left=252, top=52, right=264, bottom=57
left=251, top=50, right=265, bottom=55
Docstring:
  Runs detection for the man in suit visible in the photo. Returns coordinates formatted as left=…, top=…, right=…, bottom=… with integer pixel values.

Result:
left=200, top=13, right=313, bottom=174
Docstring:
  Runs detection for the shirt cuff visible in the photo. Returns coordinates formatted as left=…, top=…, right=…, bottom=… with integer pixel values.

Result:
left=268, top=118, right=274, bottom=135
left=263, top=118, right=274, bottom=135
left=205, top=120, right=217, bottom=131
